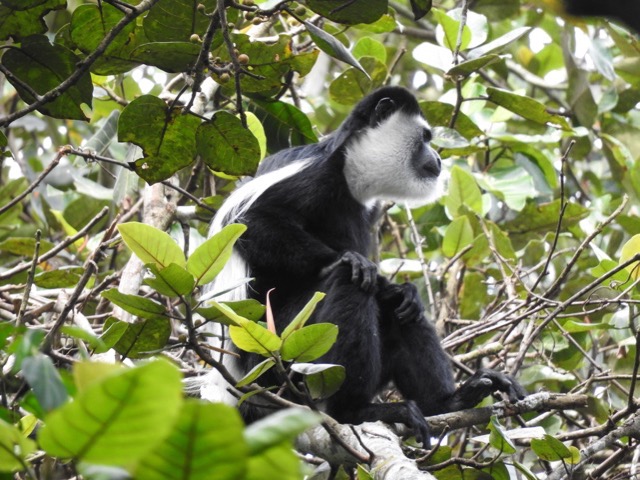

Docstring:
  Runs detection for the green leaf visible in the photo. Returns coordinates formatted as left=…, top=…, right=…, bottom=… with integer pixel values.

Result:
left=246, top=443, right=301, bottom=480
left=101, top=288, right=166, bottom=319
left=409, top=0, right=432, bottom=20
left=130, top=41, right=202, bottom=73
left=60, top=326, right=106, bottom=351
left=249, top=99, right=318, bottom=153
left=198, top=299, right=266, bottom=324
left=236, top=358, right=276, bottom=388
left=143, top=0, right=216, bottom=42
left=214, top=34, right=317, bottom=94
left=420, top=101, right=483, bottom=140
left=305, top=0, right=387, bottom=25
left=38, top=360, right=183, bottom=465
left=468, top=27, right=531, bottom=59
left=290, top=363, right=346, bottom=400
left=446, top=54, right=501, bottom=78
left=488, top=416, right=516, bottom=454
left=118, top=221, right=186, bottom=269
left=244, top=408, right=322, bottom=456
left=1, top=35, right=92, bottom=120
left=281, top=292, right=326, bottom=339
left=353, top=37, right=387, bottom=63
left=486, top=87, right=571, bottom=130
left=196, top=113, right=261, bottom=176
left=445, top=166, right=483, bottom=217
left=503, top=201, right=589, bottom=238
left=531, top=434, right=574, bottom=462
left=0, top=419, right=36, bottom=472
left=187, top=223, right=247, bottom=286
left=442, top=216, right=474, bottom=258
left=34, top=267, right=84, bottom=289
left=229, top=319, right=282, bottom=357
left=145, top=263, right=196, bottom=297
left=103, top=317, right=172, bottom=359
left=434, top=8, right=472, bottom=51
left=620, top=234, right=640, bottom=281
left=304, top=21, right=368, bottom=76
left=0, top=237, right=54, bottom=256
left=135, top=400, right=248, bottom=480
left=118, top=95, right=201, bottom=184
left=0, top=0, right=65, bottom=41
left=281, top=323, right=338, bottom=362
left=96, top=319, right=128, bottom=354
left=591, top=259, right=633, bottom=285
left=329, top=57, right=388, bottom=105
left=69, top=3, right=140, bottom=75
left=21, top=353, right=68, bottom=412
left=479, top=165, right=537, bottom=212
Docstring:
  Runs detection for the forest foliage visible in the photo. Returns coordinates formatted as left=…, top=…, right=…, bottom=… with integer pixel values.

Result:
left=2, top=0, right=640, bottom=478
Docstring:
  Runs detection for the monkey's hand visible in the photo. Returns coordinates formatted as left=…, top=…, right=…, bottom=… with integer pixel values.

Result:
left=450, top=369, right=527, bottom=410
left=376, top=280, right=425, bottom=324
left=321, top=251, right=378, bottom=292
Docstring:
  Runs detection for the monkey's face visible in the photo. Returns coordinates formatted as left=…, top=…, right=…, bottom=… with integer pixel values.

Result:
left=344, top=109, right=444, bottom=208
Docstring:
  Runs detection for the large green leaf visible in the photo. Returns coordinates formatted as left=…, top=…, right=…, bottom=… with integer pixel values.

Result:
left=118, top=95, right=201, bottom=184
left=1, top=35, right=92, bottom=120
left=145, top=263, right=196, bottom=297
left=229, top=319, right=282, bottom=356
left=531, top=435, right=579, bottom=463
left=305, top=0, right=387, bottom=25
left=187, top=223, right=246, bottom=286
left=101, top=288, right=166, bottom=319
left=102, top=317, right=172, bottom=359
left=215, top=34, right=318, bottom=94
left=130, top=41, right=202, bottom=73
left=143, top=0, right=216, bottom=42
left=0, top=0, right=65, bottom=41
left=38, top=360, right=183, bottom=465
left=420, top=101, right=484, bottom=140
left=487, top=87, right=571, bottom=130
left=478, top=165, right=537, bottom=212
left=488, top=416, right=516, bottom=454
left=196, top=113, right=261, bottom=176
left=135, top=400, right=248, bottom=480
left=442, top=215, right=474, bottom=258
left=198, top=299, right=265, bottom=324
left=0, top=419, right=36, bottom=472
left=281, top=292, right=326, bottom=339
left=329, top=57, right=388, bottom=105
left=118, top=221, right=186, bottom=269
left=69, top=3, right=140, bottom=74
left=21, top=353, right=68, bottom=411
left=281, top=323, right=338, bottom=362
left=249, top=99, right=318, bottom=152
left=243, top=408, right=322, bottom=456
left=620, top=234, right=640, bottom=280
left=445, top=165, right=483, bottom=217
left=236, top=358, right=276, bottom=388
left=290, top=363, right=346, bottom=400
left=303, top=21, right=367, bottom=76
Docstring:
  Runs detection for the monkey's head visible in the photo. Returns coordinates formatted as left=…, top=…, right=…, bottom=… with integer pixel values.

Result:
left=342, top=86, right=444, bottom=208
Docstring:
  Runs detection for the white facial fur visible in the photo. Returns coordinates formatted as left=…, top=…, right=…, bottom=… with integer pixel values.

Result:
left=343, top=111, right=444, bottom=207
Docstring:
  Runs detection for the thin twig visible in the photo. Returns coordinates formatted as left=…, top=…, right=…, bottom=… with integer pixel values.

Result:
left=0, top=150, right=62, bottom=217
left=16, top=230, right=41, bottom=326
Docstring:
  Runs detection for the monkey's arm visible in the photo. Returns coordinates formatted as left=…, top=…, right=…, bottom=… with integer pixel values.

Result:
left=237, top=208, right=340, bottom=278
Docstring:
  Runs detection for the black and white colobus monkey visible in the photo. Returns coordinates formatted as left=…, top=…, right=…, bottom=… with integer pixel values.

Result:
left=202, top=86, right=526, bottom=443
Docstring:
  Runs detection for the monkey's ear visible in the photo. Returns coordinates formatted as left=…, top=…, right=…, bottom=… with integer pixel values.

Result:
left=371, top=97, right=396, bottom=126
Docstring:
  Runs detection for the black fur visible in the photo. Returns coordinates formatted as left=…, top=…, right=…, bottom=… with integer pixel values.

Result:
left=214, top=87, right=526, bottom=443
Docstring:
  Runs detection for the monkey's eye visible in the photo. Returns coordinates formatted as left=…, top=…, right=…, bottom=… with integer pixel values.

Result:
left=422, top=128, right=432, bottom=143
